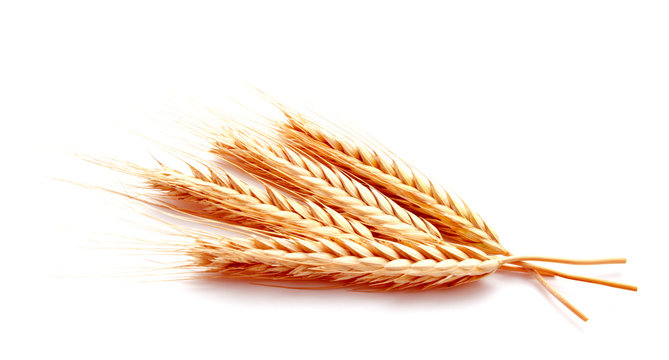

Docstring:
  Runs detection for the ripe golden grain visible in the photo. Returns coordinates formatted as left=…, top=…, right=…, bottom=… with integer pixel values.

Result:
left=102, top=99, right=636, bottom=322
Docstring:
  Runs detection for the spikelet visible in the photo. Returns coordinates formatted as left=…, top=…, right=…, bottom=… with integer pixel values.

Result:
left=101, top=98, right=636, bottom=322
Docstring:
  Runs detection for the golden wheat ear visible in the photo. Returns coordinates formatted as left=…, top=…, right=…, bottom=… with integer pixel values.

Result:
left=269, top=104, right=507, bottom=256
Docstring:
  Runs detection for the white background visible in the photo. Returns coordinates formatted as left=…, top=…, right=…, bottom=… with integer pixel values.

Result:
left=1, top=1, right=667, bottom=359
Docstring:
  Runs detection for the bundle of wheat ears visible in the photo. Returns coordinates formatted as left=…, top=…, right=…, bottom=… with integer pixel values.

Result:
left=102, top=99, right=636, bottom=321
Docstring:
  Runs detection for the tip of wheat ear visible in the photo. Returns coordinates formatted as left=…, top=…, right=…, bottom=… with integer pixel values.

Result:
left=98, top=97, right=635, bottom=322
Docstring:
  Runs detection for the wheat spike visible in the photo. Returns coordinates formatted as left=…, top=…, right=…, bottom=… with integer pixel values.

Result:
left=211, top=131, right=450, bottom=247
left=130, top=163, right=480, bottom=263
left=274, top=106, right=505, bottom=254
left=189, top=234, right=501, bottom=291
left=180, top=225, right=632, bottom=297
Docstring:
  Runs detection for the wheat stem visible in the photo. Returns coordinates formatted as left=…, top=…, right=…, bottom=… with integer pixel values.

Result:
left=533, top=270, right=589, bottom=321
left=503, top=256, right=627, bottom=265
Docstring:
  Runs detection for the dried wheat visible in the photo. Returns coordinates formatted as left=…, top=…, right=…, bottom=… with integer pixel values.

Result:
left=96, top=97, right=637, bottom=322
left=127, top=163, right=483, bottom=264
left=211, top=131, right=450, bottom=247
left=274, top=105, right=505, bottom=254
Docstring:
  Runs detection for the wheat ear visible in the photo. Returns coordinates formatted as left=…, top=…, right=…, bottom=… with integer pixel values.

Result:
left=188, top=233, right=501, bottom=291
left=178, top=223, right=632, bottom=295
left=210, top=131, right=451, bottom=247
left=129, top=162, right=484, bottom=264
left=274, top=107, right=505, bottom=254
